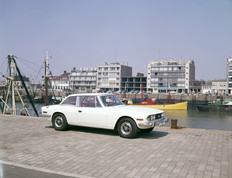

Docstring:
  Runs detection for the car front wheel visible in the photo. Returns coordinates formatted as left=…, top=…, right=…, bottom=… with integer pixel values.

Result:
left=117, top=118, right=138, bottom=138
left=52, top=113, right=68, bottom=131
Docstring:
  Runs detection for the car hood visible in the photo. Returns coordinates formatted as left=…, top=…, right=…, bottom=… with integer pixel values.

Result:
left=111, top=105, right=163, bottom=117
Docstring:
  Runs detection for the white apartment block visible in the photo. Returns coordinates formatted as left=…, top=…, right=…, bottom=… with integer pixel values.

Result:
left=69, top=67, right=97, bottom=92
left=147, top=59, right=195, bottom=93
left=227, top=57, right=232, bottom=94
left=97, top=62, right=132, bottom=91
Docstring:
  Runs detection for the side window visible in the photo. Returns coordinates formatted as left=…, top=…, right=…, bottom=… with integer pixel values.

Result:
left=80, top=96, right=101, bottom=108
left=101, top=96, right=115, bottom=106
left=101, top=95, right=124, bottom=106
left=61, top=96, right=77, bottom=106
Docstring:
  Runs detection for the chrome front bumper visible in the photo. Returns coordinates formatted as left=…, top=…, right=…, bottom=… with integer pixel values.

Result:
left=138, top=117, right=169, bottom=129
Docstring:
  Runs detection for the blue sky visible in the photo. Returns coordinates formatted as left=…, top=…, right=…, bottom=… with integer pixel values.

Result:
left=1, top=0, right=232, bottom=82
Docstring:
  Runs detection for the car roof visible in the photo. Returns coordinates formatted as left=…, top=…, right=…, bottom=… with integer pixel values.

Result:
left=67, top=93, right=114, bottom=97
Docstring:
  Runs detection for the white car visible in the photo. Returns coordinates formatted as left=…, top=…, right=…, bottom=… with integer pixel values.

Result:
left=41, top=93, right=168, bottom=138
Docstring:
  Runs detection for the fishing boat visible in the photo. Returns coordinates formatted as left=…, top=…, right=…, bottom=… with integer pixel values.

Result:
left=123, top=84, right=188, bottom=110
left=131, top=101, right=188, bottom=110
left=197, top=99, right=232, bottom=112
left=125, top=98, right=188, bottom=110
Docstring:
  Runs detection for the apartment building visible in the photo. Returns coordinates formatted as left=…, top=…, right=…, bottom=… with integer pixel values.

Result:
left=97, top=62, right=132, bottom=91
left=147, top=59, right=195, bottom=93
left=121, top=73, right=147, bottom=92
left=69, top=67, right=97, bottom=92
left=227, top=57, right=232, bottom=94
left=189, top=80, right=205, bottom=94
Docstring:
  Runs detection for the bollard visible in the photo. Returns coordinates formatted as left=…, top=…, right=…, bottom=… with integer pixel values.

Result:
left=171, top=119, right=178, bottom=129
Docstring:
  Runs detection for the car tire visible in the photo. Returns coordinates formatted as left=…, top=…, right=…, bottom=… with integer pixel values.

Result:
left=117, top=118, right=138, bottom=138
left=140, top=127, right=154, bottom=133
left=52, top=113, right=68, bottom=131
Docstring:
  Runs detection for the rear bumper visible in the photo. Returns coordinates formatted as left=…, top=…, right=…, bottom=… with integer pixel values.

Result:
left=138, top=117, right=169, bottom=129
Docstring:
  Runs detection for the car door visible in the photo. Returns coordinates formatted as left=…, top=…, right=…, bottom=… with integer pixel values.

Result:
left=76, top=96, right=107, bottom=128
left=59, top=96, right=79, bottom=124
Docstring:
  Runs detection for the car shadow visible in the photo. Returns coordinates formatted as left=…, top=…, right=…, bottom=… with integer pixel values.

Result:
left=69, top=125, right=120, bottom=137
left=138, top=130, right=169, bottom=139
left=46, top=125, right=169, bottom=139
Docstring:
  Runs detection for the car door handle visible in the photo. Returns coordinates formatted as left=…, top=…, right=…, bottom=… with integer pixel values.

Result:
left=78, top=110, right=82, bottom=113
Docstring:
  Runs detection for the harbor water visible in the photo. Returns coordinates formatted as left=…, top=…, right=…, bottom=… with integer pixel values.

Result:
left=1, top=103, right=232, bottom=131
left=164, top=109, right=232, bottom=131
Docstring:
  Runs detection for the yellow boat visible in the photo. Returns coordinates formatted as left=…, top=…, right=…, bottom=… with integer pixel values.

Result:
left=130, top=101, right=188, bottom=110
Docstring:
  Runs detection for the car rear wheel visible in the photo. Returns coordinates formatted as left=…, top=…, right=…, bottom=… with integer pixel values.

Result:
left=117, top=118, right=138, bottom=138
left=52, top=113, right=68, bottom=131
left=140, top=127, right=154, bottom=133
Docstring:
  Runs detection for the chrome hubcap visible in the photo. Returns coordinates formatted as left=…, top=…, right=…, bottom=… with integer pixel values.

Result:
left=55, top=116, right=63, bottom=128
left=121, top=122, right=132, bottom=135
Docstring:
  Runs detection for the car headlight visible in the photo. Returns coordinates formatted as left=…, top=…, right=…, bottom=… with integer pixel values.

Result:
left=146, top=115, right=151, bottom=121
left=147, top=115, right=155, bottom=121
left=151, top=115, right=155, bottom=120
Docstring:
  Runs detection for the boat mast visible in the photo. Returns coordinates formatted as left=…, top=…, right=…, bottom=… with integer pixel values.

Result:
left=9, top=56, right=16, bottom=115
left=44, top=52, right=51, bottom=106
left=168, top=82, right=171, bottom=104
left=11, top=56, right=39, bottom=117
left=140, top=83, right=144, bottom=102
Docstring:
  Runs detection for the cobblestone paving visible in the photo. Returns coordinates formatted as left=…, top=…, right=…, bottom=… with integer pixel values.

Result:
left=0, top=114, right=231, bottom=178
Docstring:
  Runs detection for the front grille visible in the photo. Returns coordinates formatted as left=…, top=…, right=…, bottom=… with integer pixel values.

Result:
left=155, top=114, right=162, bottom=120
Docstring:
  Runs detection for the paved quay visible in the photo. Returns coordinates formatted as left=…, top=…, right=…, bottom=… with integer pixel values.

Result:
left=0, top=114, right=231, bottom=178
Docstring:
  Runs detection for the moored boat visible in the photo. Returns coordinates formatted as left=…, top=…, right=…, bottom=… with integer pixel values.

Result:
left=197, top=105, right=210, bottom=112
left=197, top=99, right=232, bottom=112
left=122, top=98, right=188, bottom=110
left=123, top=85, right=188, bottom=110
left=130, top=101, right=188, bottom=110
left=197, top=105, right=232, bottom=112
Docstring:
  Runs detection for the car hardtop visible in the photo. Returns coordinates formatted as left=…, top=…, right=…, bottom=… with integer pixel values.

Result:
left=60, top=93, right=115, bottom=104
left=67, top=93, right=113, bottom=97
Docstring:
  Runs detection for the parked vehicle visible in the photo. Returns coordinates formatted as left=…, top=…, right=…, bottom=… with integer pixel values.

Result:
left=41, top=93, right=168, bottom=138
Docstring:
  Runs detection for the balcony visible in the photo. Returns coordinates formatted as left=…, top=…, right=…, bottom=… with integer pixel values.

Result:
left=73, top=83, right=96, bottom=86
left=70, top=79, right=96, bottom=82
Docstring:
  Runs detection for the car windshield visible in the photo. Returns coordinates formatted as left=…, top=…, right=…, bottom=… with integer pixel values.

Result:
left=100, top=95, right=125, bottom=107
